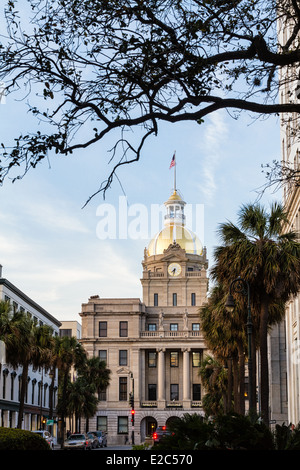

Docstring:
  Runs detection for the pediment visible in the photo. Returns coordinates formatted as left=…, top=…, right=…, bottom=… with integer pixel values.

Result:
left=116, top=367, right=131, bottom=375
left=160, top=242, right=187, bottom=261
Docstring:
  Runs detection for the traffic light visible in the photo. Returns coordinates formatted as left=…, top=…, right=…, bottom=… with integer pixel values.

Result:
left=131, top=409, right=135, bottom=425
left=129, top=393, right=134, bottom=408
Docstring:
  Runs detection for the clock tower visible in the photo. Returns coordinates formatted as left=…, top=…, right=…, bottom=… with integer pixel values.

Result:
left=141, top=189, right=208, bottom=310
left=80, top=185, right=209, bottom=445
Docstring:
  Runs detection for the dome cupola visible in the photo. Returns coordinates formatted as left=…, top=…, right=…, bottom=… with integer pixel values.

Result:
left=147, top=189, right=203, bottom=257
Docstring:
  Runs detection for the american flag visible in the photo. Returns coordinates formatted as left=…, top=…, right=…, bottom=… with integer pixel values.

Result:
left=169, top=153, right=176, bottom=169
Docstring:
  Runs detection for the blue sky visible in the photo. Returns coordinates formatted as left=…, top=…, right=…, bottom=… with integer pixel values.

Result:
left=0, top=102, right=281, bottom=322
left=0, top=7, right=282, bottom=322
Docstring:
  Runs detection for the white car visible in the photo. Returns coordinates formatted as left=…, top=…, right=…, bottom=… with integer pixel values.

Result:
left=64, top=433, right=93, bottom=450
left=32, top=430, right=54, bottom=449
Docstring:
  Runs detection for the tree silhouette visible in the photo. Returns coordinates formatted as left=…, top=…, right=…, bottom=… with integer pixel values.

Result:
left=1, top=0, right=299, bottom=199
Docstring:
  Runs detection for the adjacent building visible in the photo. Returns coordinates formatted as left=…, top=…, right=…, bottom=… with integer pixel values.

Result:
left=80, top=189, right=209, bottom=445
left=0, top=266, right=61, bottom=439
left=278, top=12, right=300, bottom=426
left=60, top=320, right=82, bottom=340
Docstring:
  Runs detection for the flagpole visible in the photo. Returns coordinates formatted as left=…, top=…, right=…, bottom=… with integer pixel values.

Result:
left=174, top=151, right=176, bottom=191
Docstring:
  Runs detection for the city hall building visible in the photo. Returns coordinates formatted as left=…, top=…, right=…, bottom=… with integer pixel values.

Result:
left=80, top=189, right=209, bottom=445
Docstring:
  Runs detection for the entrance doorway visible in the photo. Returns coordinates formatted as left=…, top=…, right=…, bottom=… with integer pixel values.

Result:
left=140, top=416, right=157, bottom=443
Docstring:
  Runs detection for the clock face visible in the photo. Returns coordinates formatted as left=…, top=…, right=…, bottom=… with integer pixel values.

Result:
left=168, top=262, right=181, bottom=277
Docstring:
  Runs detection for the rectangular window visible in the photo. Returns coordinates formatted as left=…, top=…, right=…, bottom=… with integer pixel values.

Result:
left=99, top=322, right=107, bottom=337
left=119, top=321, right=128, bottom=337
left=170, top=323, right=178, bottom=331
left=148, top=384, right=157, bottom=401
left=2, top=372, right=7, bottom=399
left=119, top=377, right=127, bottom=401
left=192, top=323, right=200, bottom=331
left=31, top=380, right=35, bottom=404
left=148, top=352, right=157, bottom=368
left=99, top=350, right=107, bottom=365
left=170, top=384, right=179, bottom=401
left=60, top=329, right=72, bottom=338
left=118, top=416, right=128, bottom=434
left=191, top=293, right=196, bottom=306
left=97, top=416, right=107, bottom=432
left=154, top=293, right=158, bottom=306
left=170, top=351, right=179, bottom=367
left=172, top=293, right=177, bottom=306
left=119, top=350, right=128, bottom=366
left=192, top=384, right=201, bottom=401
left=148, top=323, right=157, bottom=331
left=10, top=374, right=15, bottom=400
left=98, top=388, right=107, bottom=401
left=192, top=351, right=202, bottom=367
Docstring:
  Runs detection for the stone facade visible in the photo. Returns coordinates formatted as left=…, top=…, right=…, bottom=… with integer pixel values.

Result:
left=79, top=190, right=209, bottom=444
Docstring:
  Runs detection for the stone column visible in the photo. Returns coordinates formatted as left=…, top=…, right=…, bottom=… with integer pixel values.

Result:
left=140, top=349, right=146, bottom=402
left=182, top=348, right=191, bottom=408
left=157, top=348, right=166, bottom=408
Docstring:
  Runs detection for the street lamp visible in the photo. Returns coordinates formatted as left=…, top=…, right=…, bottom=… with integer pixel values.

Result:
left=225, top=276, right=254, bottom=413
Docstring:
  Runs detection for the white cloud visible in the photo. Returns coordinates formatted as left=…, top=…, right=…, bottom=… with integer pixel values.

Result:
left=199, top=111, right=229, bottom=202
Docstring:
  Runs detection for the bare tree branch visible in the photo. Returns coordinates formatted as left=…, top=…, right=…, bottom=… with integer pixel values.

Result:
left=0, top=0, right=299, bottom=202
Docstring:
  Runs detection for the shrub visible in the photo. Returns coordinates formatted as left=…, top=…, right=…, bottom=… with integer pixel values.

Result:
left=0, top=427, right=50, bottom=450
left=274, top=423, right=300, bottom=450
left=209, top=413, right=274, bottom=450
left=153, top=412, right=274, bottom=451
left=153, top=414, right=214, bottom=450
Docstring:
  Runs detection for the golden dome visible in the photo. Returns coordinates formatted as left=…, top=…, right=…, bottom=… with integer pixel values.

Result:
left=147, top=224, right=203, bottom=256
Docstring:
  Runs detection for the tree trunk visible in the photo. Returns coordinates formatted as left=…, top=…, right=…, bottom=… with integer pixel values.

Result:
left=49, top=373, right=55, bottom=419
left=17, top=362, right=29, bottom=428
left=260, top=298, right=270, bottom=426
left=237, top=340, right=245, bottom=415
left=232, top=356, right=240, bottom=413
left=60, top=370, right=69, bottom=447
left=251, top=332, right=257, bottom=412
left=226, top=358, right=233, bottom=413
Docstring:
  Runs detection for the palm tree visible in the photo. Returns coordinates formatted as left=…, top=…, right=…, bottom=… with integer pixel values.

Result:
left=77, top=356, right=111, bottom=431
left=66, top=377, right=86, bottom=432
left=200, top=284, right=248, bottom=414
left=55, top=336, right=87, bottom=443
left=212, top=202, right=300, bottom=425
left=0, top=301, right=37, bottom=428
left=199, top=355, right=228, bottom=416
left=32, top=323, right=56, bottom=427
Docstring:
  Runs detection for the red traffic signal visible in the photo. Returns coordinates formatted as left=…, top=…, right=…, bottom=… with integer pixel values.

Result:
left=131, top=409, right=135, bottom=415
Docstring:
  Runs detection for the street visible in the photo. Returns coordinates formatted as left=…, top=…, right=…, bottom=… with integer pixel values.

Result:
left=54, top=444, right=133, bottom=451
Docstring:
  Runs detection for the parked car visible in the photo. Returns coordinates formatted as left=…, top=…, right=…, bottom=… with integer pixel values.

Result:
left=64, top=433, right=93, bottom=450
left=87, top=432, right=100, bottom=449
left=32, top=430, right=54, bottom=449
left=90, top=430, right=107, bottom=447
left=152, top=426, right=171, bottom=444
